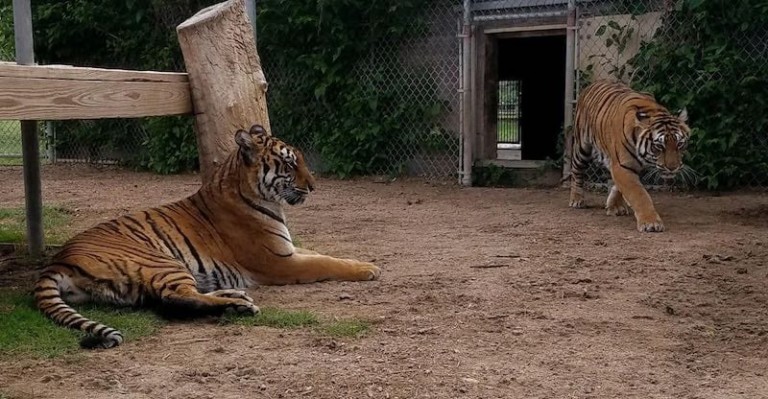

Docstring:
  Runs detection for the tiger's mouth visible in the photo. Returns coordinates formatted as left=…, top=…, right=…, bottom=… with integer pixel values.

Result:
left=660, top=172, right=676, bottom=180
left=657, top=165, right=682, bottom=181
left=280, top=188, right=309, bottom=205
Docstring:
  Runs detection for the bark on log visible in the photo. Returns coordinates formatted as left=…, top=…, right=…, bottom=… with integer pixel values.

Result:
left=177, top=0, right=270, bottom=182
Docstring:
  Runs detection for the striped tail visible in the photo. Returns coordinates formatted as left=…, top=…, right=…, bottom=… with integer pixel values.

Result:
left=34, top=267, right=124, bottom=349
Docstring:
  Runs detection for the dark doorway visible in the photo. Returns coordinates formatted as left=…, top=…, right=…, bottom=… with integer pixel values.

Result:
left=497, top=34, right=565, bottom=160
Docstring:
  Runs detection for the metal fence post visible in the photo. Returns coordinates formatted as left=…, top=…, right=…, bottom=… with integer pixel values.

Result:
left=12, top=0, right=44, bottom=258
left=245, top=0, right=257, bottom=43
left=561, top=0, right=576, bottom=184
left=460, top=0, right=473, bottom=186
left=45, top=121, right=56, bottom=164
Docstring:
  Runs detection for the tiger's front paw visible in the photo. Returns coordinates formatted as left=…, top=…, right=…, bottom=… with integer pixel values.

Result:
left=606, top=203, right=630, bottom=216
left=569, top=193, right=586, bottom=209
left=636, top=214, right=665, bottom=232
left=351, top=262, right=380, bottom=281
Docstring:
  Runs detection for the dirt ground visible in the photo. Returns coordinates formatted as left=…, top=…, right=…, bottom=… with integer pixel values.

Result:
left=1, top=163, right=767, bottom=399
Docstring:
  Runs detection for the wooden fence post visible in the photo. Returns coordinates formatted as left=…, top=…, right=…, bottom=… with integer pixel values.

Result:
left=177, top=0, right=271, bottom=183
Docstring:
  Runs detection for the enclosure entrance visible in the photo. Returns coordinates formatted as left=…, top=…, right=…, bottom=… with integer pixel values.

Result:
left=495, top=33, right=566, bottom=162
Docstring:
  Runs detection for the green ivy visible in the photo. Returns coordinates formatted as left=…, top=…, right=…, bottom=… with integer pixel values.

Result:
left=628, top=0, right=768, bottom=190
left=0, top=0, right=450, bottom=177
left=142, top=116, right=199, bottom=174
left=257, top=0, right=452, bottom=178
left=0, top=0, right=217, bottom=174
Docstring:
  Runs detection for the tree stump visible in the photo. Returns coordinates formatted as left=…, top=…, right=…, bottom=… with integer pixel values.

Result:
left=177, top=0, right=270, bottom=183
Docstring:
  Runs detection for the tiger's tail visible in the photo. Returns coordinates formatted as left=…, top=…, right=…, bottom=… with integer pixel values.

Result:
left=34, top=265, right=125, bottom=349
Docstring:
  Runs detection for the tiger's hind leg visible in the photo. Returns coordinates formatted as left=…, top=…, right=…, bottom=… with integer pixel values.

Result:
left=151, top=269, right=259, bottom=317
left=569, top=132, right=593, bottom=208
left=605, top=185, right=631, bottom=216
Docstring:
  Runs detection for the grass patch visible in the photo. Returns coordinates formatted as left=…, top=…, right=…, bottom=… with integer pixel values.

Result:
left=0, top=206, right=73, bottom=245
left=320, top=319, right=371, bottom=338
left=220, top=306, right=372, bottom=338
left=0, top=289, right=165, bottom=359
left=220, top=306, right=319, bottom=328
left=0, top=158, right=23, bottom=166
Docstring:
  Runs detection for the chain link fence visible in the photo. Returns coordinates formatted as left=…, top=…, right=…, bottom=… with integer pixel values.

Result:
left=1, top=0, right=766, bottom=190
left=263, top=0, right=463, bottom=179
left=0, top=44, right=23, bottom=165
left=576, top=0, right=768, bottom=190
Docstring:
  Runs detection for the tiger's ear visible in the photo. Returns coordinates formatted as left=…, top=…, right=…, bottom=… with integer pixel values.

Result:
left=234, top=129, right=257, bottom=165
left=249, top=124, right=266, bottom=136
left=248, top=124, right=271, bottom=148
left=678, top=108, right=688, bottom=123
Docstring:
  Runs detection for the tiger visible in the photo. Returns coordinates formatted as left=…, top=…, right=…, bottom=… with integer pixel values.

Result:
left=33, top=124, right=380, bottom=349
left=568, top=79, right=691, bottom=232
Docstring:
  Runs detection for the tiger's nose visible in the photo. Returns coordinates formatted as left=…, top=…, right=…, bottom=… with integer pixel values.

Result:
left=307, top=182, right=315, bottom=192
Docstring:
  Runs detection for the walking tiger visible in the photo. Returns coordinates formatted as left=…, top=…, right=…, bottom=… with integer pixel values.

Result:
left=568, top=80, right=691, bottom=232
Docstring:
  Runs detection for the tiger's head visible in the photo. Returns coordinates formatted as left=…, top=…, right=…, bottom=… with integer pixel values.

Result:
left=235, top=124, right=315, bottom=206
left=634, top=107, right=691, bottom=180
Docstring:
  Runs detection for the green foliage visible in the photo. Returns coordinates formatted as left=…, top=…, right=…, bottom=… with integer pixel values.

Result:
left=628, top=0, right=768, bottom=189
left=142, top=116, right=199, bottom=174
left=472, top=164, right=521, bottom=187
left=19, top=0, right=215, bottom=70
left=0, top=6, right=12, bottom=59
left=0, top=289, right=164, bottom=358
left=320, top=319, right=370, bottom=338
left=53, top=119, right=147, bottom=167
left=258, top=0, right=452, bottom=177
left=591, top=16, right=637, bottom=81
left=0, top=0, right=451, bottom=177
left=0, top=0, right=217, bottom=174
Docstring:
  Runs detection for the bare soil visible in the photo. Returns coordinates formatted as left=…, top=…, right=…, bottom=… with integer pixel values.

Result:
left=1, top=164, right=767, bottom=399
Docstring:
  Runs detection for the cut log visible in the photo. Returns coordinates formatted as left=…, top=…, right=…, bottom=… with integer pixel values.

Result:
left=177, top=0, right=271, bottom=183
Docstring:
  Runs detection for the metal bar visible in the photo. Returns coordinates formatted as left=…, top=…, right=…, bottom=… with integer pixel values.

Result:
left=472, top=10, right=569, bottom=21
left=45, top=121, right=55, bottom=163
left=484, top=24, right=567, bottom=34
left=13, top=0, right=44, bottom=258
left=561, top=0, right=576, bottom=184
left=460, top=0, right=473, bottom=186
left=471, top=0, right=570, bottom=12
left=245, top=0, right=257, bottom=43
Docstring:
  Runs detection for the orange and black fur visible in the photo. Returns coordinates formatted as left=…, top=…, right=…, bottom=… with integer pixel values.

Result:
left=568, top=80, right=691, bottom=232
left=34, top=125, right=380, bottom=349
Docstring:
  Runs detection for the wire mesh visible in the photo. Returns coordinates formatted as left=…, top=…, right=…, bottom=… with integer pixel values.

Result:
left=576, top=0, right=668, bottom=189
left=575, top=0, right=768, bottom=191
left=263, top=0, right=463, bottom=179
left=0, top=0, right=765, bottom=190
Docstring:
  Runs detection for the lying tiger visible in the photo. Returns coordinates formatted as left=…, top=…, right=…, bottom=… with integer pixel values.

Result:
left=568, top=80, right=691, bottom=232
left=34, top=124, right=380, bottom=349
